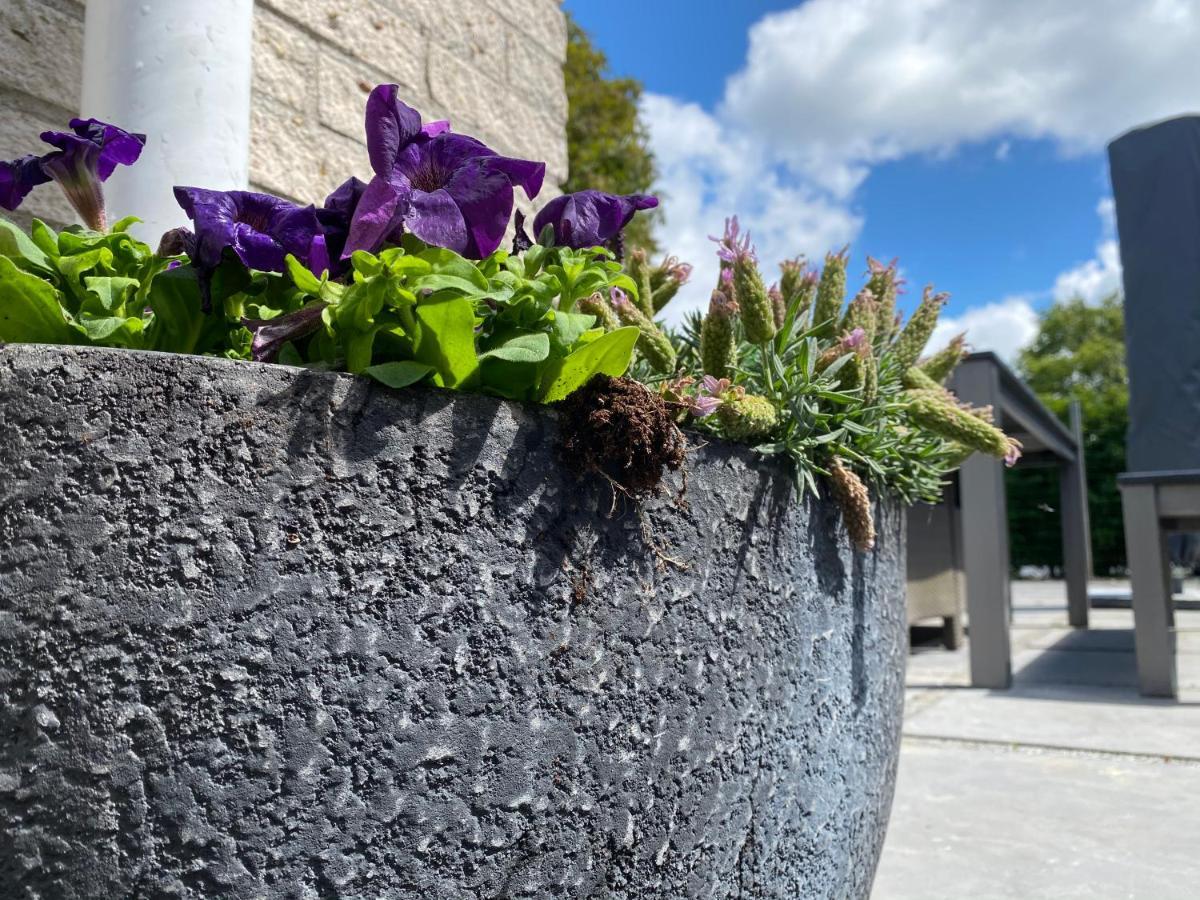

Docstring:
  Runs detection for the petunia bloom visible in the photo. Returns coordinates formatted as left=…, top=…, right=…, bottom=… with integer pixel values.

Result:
left=344, top=83, right=545, bottom=259
left=0, top=117, right=144, bottom=230
left=242, top=303, right=329, bottom=363
left=174, top=187, right=327, bottom=310
left=530, top=189, right=658, bottom=250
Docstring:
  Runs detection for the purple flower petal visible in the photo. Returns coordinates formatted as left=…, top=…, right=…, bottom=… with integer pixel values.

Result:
left=67, top=118, right=145, bottom=179
left=364, top=84, right=423, bottom=177
left=532, top=190, right=658, bottom=249
left=403, top=188, right=469, bottom=255
left=441, top=159, right=515, bottom=257
left=0, top=155, right=51, bottom=210
left=342, top=174, right=411, bottom=257
left=243, top=302, right=328, bottom=363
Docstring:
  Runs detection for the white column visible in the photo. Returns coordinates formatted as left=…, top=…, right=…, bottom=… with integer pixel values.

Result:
left=81, top=0, right=254, bottom=242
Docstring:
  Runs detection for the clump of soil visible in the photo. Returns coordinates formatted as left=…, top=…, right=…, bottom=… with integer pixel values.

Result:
left=558, top=375, right=686, bottom=500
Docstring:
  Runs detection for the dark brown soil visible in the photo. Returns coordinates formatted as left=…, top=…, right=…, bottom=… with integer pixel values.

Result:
left=557, top=375, right=687, bottom=500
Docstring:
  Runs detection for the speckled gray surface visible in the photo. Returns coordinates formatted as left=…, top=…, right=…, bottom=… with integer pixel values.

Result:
left=0, top=344, right=906, bottom=899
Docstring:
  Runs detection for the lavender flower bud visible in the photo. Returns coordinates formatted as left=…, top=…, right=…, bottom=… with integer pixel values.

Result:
left=905, top=389, right=1018, bottom=461
left=577, top=291, right=620, bottom=332
left=650, top=256, right=692, bottom=313
left=866, top=256, right=902, bottom=343
left=717, top=389, right=778, bottom=441
left=701, top=289, right=739, bottom=378
left=918, top=333, right=968, bottom=383
left=828, top=457, right=876, bottom=551
left=812, top=248, right=849, bottom=337
left=893, top=286, right=948, bottom=371
left=733, top=255, right=777, bottom=344
left=610, top=287, right=676, bottom=374
left=627, top=248, right=656, bottom=318
left=769, top=283, right=786, bottom=330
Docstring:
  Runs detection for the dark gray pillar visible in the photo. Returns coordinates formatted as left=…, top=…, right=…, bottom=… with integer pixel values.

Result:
left=954, top=358, right=1012, bottom=689
left=1061, top=401, right=1092, bottom=627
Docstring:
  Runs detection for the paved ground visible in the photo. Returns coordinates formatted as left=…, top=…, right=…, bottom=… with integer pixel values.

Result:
left=873, top=580, right=1200, bottom=899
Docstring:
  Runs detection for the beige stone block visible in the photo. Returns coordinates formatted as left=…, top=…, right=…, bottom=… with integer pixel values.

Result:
left=0, top=0, right=83, bottom=113
left=0, top=98, right=78, bottom=226
left=484, top=0, right=566, bottom=61
left=422, top=0, right=507, bottom=74
left=505, top=27, right=566, bottom=122
left=250, top=100, right=371, bottom=205
left=317, top=50, right=432, bottom=141
left=500, top=96, right=568, bottom=187
left=257, top=0, right=425, bottom=92
left=427, top=45, right=496, bottom=141
left=252, top=7, right=318, bottom=113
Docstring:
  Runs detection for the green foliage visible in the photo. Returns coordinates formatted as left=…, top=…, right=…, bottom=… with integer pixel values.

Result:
left=0, top=217, right=235, bottom=354
left=1007, top=295, right=1128, bottom=575
left=0, top=217, right=641, bottom=405
left=563, top=14, right=658, bottom=252
left=661, top=252, right=1011, bottom=503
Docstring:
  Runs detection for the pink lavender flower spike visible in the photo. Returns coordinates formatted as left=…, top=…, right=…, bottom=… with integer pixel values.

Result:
left=709, top=214, right=756, bottom=265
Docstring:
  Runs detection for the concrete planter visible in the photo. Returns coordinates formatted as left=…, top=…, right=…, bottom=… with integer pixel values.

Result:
left=0, top=344, right=906, bottom=899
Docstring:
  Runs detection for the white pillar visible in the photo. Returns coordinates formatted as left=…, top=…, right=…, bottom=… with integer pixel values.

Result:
left=81, top=0, right=254, bottom=242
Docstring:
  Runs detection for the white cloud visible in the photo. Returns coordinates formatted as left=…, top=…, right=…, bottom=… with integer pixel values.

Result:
left=929, top=296, right=1041, bottom=364
left=1052, top=198, right=1123, bottom=304
left=643, top=94, right=862, bottom=323
left=723, top=0, right=1200, bottom=193
left=640, top=1, right=1188, bottom=326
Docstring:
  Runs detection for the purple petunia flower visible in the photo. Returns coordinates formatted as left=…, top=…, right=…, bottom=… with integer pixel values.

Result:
left=315, top=176, right=368, bottom=273
left=344, top=84, right=545, bottom=259
left=174, top=187, right=327, bottom=310
left=0, top=117, right=144, bottom=230
left=242, top=302, right=329, bottom=363
left=530, top=189, right=658, bottom=250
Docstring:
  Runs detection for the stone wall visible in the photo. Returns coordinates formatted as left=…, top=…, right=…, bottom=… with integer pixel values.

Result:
left=0, top=0, right=567, bottom=224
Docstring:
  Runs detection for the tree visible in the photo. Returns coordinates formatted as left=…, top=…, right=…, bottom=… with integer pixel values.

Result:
left=1006, top=294, right=1128, bottom=575
left=562, top=14, right=659, bottom=252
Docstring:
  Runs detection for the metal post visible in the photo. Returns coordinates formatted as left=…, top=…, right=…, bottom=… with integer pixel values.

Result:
left=954, top=359, right=1012, bottom=689
left=1060, top=400, right=1092, bottom=627
left=1119, top=483, right=1177, bottom=697
left=80, top=0, right=255, bottom=241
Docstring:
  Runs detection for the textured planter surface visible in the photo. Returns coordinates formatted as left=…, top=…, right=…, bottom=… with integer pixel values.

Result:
left=0, top=344, right=906, bottom=899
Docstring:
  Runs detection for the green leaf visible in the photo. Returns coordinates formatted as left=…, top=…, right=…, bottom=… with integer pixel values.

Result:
left=0, top=218, right=52, bottom=271
left=109, top=216, right=141, bottom=233
left=285, top=254, right=324, bottom=295
left=363, top=360, right=435, bottom=389
left=537, top=325, right=639, bottom=402
left=0, top=256, right=78, bottom=344
left=144, top=266, right=212, bottom=354
left=479, top=331, right=550, bottom=363
left=78, top=315, right=144, bottom=346
left=412, top=297, right=479, bottom=388
left=413, top=274, right=488, bottom=297
left=84, top=275, right=141, bottom=313
left=30, top=220, right=59, bottom=259
left=548, top=310, right=596, bottom=349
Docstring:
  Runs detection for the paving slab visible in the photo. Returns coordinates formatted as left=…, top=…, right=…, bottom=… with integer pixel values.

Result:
left=874, top=740, right=1200, bottom=899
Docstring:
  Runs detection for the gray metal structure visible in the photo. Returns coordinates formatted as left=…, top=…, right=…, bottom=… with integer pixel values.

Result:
left=906, top=352, right=1092, bottom=689
left=1109, top=115, right=1200, bottom=698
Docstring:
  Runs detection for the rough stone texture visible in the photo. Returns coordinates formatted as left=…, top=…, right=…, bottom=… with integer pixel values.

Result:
left=0, top=344, right=906, bottom=899
left=0, top=0, right=567, bottom=221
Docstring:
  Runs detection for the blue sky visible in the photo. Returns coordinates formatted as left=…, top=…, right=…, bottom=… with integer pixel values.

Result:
left=564, top=0, right=1196, bottom=357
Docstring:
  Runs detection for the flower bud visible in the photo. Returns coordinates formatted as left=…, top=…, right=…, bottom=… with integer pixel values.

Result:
left=626, top=248, right=656, bottom=318
left=717, top=388, right=778, bottom=441
left=733, top=255, right=777, bottom=344
left=905, top=389, right=1019, bottom=462
left=866, top=256, right=902, bottom=342
left=610, top=287, right=677, bottom=374
left=893, top=286, right=948, bottom=371
left=577, top=291, right=620, bottom=332
left=812, top=248, right=849, bottom=336
left=701, top=289, right=739, bottom=378
left=650, top=256, right=692, bottom=312
left=918, top=333, right=968, bottom=383
left=769, top=283, right=787, bottom=329
left=828, top=456, right=876, bottom=551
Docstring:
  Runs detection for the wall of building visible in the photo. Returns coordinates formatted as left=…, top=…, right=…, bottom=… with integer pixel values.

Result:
left=0, top=0, right=567, bottom=227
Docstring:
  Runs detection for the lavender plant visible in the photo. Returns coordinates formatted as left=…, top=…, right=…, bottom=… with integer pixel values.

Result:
left=638, top=219, right=1020, bottom=548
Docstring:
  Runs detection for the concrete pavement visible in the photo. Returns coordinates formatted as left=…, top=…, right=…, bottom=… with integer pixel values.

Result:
left=873, top=580, right=1200, bottom=899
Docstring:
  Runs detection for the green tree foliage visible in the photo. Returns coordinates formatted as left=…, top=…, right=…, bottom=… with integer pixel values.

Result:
left=1006, top=295, right=1128, bottom=575
left=563, top=15, right=658, bottom=252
